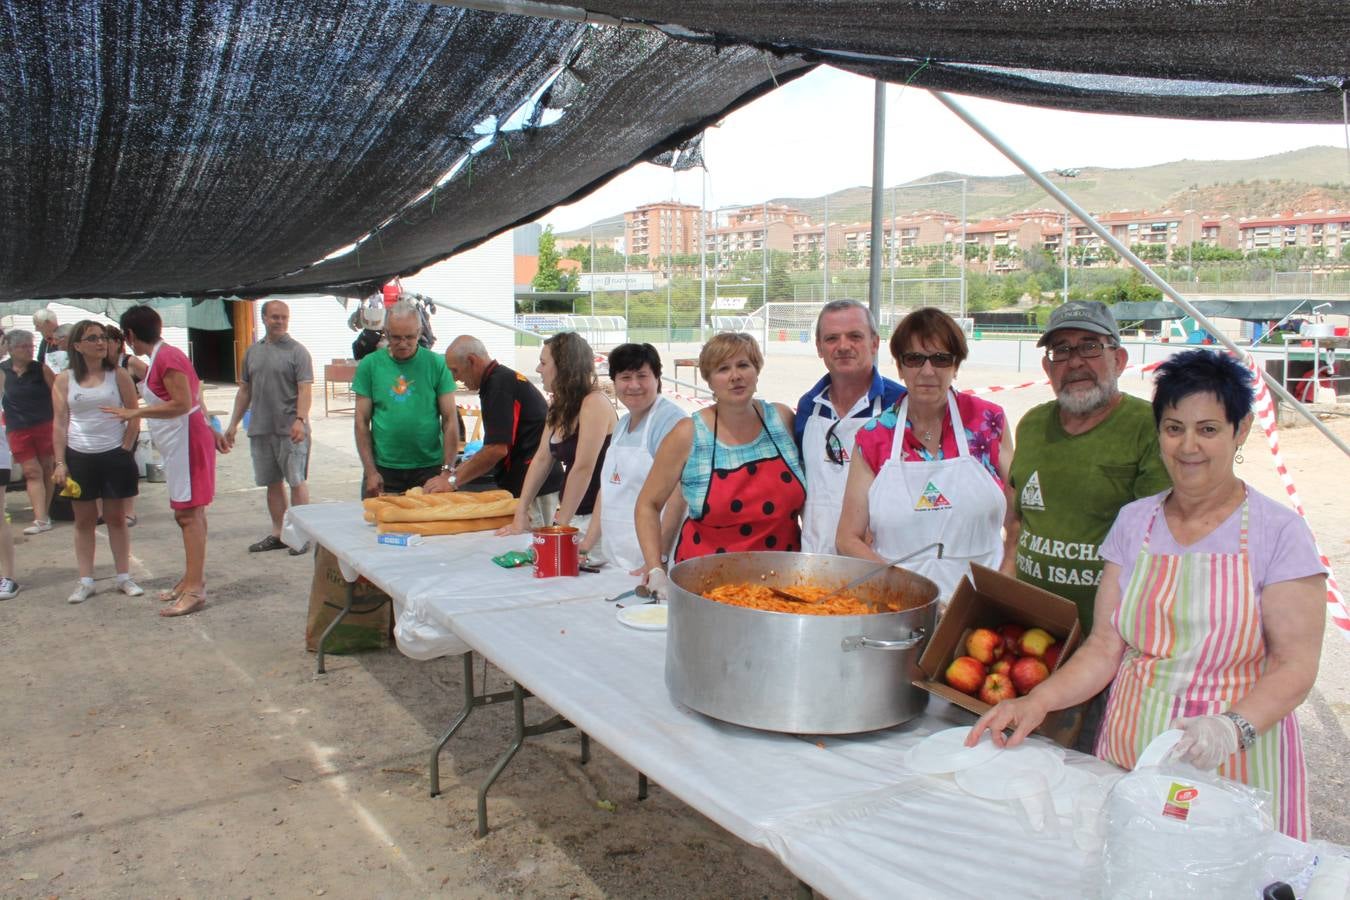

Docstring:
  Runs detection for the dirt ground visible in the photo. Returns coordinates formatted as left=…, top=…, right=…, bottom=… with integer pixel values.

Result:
left=2, top=342, right=1348, bottom=899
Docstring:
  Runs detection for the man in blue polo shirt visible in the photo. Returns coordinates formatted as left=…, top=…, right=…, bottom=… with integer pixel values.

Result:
left=793, top=299, right=905, bottom=554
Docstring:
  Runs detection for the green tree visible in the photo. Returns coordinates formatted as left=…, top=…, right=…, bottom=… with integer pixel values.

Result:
left=533, top=226, right=564, bottom=291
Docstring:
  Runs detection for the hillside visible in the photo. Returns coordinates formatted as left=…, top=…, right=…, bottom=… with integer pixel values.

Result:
left=559, top=146, right=1350, bottom=238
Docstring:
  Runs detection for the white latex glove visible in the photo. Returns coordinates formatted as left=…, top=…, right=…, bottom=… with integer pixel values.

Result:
left=1170, top=715, right=1240, bottom=770
left=642, top=568, right=670, bottom=602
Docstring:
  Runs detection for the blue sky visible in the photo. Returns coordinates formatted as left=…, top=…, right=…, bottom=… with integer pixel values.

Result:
left=541, top=66, right=1350, bottom=232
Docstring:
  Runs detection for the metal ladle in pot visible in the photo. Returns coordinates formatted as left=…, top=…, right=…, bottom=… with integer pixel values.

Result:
left=769, top=543, right=944, bottom=608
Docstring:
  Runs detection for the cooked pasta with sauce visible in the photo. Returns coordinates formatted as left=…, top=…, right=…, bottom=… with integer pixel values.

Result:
left=702, top=582, right=893, bottom=616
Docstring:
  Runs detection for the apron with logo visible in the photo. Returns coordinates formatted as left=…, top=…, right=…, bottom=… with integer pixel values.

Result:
left=598, top=404, right=658, bottom=572
left=801, top=390, right=882, bottom=555
left=142, top=342, right=199, bottom=504
left=867, top=391, right=1006, bottom=599
left=675, top=404, right=805, bottom=563
left=1095, top=495, right=1307, bottom=839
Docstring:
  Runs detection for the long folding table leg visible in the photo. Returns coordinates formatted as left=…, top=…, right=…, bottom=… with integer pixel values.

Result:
left=580, top=732, right=590, bottom=765
left=430, top=653, right=476, bottom=797
left=429, top=654, right=518, bottom=797
left=475, top=683, right=579, bottom=837
left=637, top=772, right=648, bottom=800
left=316, top=580, right=354, bottom=675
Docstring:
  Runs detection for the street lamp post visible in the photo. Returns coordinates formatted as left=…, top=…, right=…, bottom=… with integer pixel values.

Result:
left=1054, top=168, right=1079, bottom=304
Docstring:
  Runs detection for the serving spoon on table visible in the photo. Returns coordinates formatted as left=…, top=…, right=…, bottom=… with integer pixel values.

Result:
left=769, top=542, right=944, bottom=609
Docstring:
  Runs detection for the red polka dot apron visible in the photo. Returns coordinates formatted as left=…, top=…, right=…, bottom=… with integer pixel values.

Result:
left=1094, top=494, right=1308, bottom=839
left=674, top=404, right=805, bottom=562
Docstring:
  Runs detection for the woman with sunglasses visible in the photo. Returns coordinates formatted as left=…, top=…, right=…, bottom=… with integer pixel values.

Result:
left=51, top=320, right=144, bottom=604
left=837, top=307, right=1015, bottom=599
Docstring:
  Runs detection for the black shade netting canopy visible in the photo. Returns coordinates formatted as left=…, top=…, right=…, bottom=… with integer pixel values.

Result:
left=530, top=0, right=1350, bottom=123
left=1, top=0, right=808, bottom=301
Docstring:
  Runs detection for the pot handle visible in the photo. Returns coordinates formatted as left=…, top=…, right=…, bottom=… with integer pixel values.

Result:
left=841, top=628, right=925, bottom=652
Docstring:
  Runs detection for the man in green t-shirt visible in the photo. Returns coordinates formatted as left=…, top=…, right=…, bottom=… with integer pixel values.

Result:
left=353, top=303, right=458, bottom=497
left=1007, top=301, right=1171, bottom=753
left=1007, top=301, right=1171, bottom=633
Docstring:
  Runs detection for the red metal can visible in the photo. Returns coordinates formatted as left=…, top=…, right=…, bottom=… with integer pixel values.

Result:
left=532, top=526, right=580, bottom=578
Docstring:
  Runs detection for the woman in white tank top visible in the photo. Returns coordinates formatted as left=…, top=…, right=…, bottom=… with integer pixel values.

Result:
left=51, top=321, right=144, bottom=604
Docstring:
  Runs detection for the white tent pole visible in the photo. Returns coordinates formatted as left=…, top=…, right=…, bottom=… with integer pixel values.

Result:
left=867, top=81, right=886, bottom=320
left=930, top=90, right=1350, bottom=461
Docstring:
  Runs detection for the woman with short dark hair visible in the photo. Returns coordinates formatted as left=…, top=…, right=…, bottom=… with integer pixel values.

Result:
left=970, top=349, right=1327, bottom=839
left=51, top=320, right=143, bottom=603
left=105, top=306, right=223, bottom=616
left=578, top=343, right=687, bottom=573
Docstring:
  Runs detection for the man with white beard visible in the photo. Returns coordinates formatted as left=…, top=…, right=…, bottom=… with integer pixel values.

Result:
left=1005, top=301, right=1171, bottom=751
left=1005, top=301, right=1171, bottom=633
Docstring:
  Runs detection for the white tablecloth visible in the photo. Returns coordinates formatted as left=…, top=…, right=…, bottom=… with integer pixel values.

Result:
left=450, top=598, right=1121, bottom=899
left=282, top=502, right=639, bottom=659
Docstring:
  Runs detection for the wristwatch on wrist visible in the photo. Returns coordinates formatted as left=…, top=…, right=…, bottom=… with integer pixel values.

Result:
left=1221, top=710, right=1258, bottom=751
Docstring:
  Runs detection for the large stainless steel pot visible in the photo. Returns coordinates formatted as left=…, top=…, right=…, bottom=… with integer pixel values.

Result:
left=666, top=552, right=939, bottom=734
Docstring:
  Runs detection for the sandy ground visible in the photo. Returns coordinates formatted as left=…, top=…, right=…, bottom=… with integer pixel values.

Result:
left=2, top=340, right=1347, bottom=898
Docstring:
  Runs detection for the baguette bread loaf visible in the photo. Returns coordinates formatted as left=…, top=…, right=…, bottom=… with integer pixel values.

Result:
left=377, top=515, right=514, bottom=536
left=363, top=489, right=514, bottom=521
left=376, top=497, right=517, bottom=523
left=377, top=490, right=513, bottom=510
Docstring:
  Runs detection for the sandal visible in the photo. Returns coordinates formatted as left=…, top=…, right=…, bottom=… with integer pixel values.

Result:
left=125, top=515, right=138, bottom=527
left=160, top=590, right=206, bottom=617
left=248, top=535, right=287, bottom=553
left=156, top=585, right=184, bottom=603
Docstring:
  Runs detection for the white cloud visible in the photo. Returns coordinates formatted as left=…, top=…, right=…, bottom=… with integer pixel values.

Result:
left=541, top=66, right=1348, bottom=232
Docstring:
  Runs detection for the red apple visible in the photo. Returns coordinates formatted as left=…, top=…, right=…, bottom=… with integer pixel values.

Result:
left=945, top=656, right=988, bottom=695
left=1010, top=656, right=1050, bottom=695
left=978, top=672, right=1017, bottom=705
left=991, top=658, right=1013, bottom=677
left=996, top=623, right=1026, bottom=657
left=1043, top=641, right=1064, bottom=671
left=1019, top=627, right=1055, bottom=659
left=965, top=628, right=1004, bottom=665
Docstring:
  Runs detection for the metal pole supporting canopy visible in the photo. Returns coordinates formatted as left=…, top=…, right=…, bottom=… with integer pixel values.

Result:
left=867, top=81, right=886, bottom=321
left=929, top=90, right=1350, bottom=462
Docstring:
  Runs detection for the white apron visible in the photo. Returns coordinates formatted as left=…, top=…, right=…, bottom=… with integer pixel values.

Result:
left=597, top=403, right=658, bottom=572
left=868, top=391, right=1006, bottom=600
left=801, top=389, right=882, bottom=554
left=141, top=342, right=199, bottom=504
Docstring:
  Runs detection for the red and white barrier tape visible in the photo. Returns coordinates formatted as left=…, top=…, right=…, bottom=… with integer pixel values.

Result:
left=1244, top=355, right=1350, bottom=642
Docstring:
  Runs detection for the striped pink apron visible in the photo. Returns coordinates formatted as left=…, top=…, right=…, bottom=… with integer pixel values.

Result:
left=1095, top=494, right=1308, bottom=839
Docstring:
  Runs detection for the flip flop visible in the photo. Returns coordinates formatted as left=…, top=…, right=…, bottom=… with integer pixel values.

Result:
left=248, top=535, right=287, bottom=553
left=160, top=591, right=206, bottom=617
left=157, top=585, right=184, bottom=603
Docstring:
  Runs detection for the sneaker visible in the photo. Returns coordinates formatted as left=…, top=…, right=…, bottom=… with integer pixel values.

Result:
left=117, top=578, right=145, bottom=597
left=68, top=582, right=96, bottom=604
left=0, top=577, right=18, bottom=600
left=23, top=520, right=53, bottom=535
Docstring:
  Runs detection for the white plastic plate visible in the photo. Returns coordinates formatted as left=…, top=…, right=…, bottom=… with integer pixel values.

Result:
left=1134, top=728, right=1185, bottom=770
left=905, top=726, right=1002, bottom=775
left=617, top=604, right=668, bottom=631
left=955, top=744, right=1066, bottom=800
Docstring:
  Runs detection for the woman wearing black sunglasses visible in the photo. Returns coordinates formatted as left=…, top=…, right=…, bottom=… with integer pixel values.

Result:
left=836, top=307, right=1015, bottom=601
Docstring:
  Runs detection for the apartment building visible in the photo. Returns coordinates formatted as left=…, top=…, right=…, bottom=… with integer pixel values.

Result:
left=1095, top=209, right=1204, bottom=252
left=791, top=222, right=847, bottom=258
left=624, top=201, right=704, bottom=267
left=1237, top=211, right=1350, bottom=255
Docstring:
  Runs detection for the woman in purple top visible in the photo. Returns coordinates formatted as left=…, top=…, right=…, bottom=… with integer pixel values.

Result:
left=497, top=331, right=615, bottom=533
left=970, top=349, right=1326, bottom=839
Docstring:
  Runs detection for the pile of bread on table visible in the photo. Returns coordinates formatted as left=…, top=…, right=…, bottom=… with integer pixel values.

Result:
left=362, top=488, right=517, bottom=535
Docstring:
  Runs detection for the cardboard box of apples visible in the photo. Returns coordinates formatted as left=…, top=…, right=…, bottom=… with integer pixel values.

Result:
left=913, top=564, right=1086, bottom=748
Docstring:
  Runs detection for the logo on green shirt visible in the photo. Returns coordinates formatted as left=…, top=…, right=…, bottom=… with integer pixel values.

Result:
left=388, top=374, right=415, bottom=402
left=1021, top=470, right=1045, bottom=510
